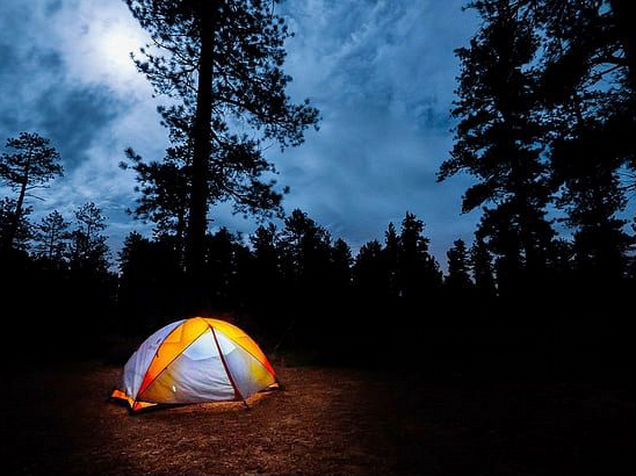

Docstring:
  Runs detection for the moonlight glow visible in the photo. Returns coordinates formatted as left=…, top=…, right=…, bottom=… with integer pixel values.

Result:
left=95, top=24, right=145, bottom=83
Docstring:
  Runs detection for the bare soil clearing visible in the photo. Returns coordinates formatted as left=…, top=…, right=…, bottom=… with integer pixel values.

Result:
left=2, top=364, right=634, bottom=475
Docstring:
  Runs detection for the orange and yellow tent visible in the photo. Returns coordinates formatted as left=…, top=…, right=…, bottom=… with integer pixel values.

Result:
left=111, top=317, right=278, bottom=413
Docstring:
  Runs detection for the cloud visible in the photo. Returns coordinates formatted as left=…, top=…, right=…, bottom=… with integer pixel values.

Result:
left=262, top=0, right=481, bottom=262
left=0, top=0, right=164, bottom=253
left=0, top=0, right=481, bottom=269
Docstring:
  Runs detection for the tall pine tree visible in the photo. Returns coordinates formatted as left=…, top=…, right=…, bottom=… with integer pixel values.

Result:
left=397, top=212, right=442, bottom=303
left=445, top=239, right=472, bottom=293
left=125, top=0, right=319, bottom=288
left=470, top=236, right=496, bottom=298
left=524, top=0, right=635, bottom=279
left=439, top=0, right=555, bottom=294
left=0, top=132, right=63, bottom=251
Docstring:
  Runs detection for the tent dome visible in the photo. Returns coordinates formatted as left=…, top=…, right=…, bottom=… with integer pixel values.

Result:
left=111, top=317, right=277, bottom=413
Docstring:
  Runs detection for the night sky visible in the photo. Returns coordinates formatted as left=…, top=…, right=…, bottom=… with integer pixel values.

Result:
left=0, top=0, right=482, bottom=266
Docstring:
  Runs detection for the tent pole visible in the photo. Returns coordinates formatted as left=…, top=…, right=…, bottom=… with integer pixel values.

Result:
left=210, top=324, right=248, bottom=407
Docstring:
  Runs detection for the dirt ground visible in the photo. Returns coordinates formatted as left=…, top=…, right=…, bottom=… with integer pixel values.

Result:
left=2, top=364, right=634, bottom=475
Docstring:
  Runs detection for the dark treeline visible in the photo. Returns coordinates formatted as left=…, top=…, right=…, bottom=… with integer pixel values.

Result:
left=1, top=0, right=634, bottom=380
left=1, top=191, right=634, bottom=378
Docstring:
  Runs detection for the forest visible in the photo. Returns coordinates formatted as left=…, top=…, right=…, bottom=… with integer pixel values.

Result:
left=1, top=1, right=635, bottom=473
left=1, top=0, right=634, bottom=377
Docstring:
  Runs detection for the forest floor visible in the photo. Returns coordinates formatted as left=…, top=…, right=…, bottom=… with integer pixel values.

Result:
left=3, top=363, right=635, bottom=475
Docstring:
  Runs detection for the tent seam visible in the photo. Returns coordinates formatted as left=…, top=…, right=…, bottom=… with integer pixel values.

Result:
left=207, top=320, right=276, bottom=379
left=130, top=319, right=186, bottom=401
left=210, top=324, right=245, bottom=402
left=136, top=320, right=210, bottom=403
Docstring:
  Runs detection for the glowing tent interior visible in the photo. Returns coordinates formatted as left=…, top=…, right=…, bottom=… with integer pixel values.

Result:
left=111, top=317, right=278, bottom=413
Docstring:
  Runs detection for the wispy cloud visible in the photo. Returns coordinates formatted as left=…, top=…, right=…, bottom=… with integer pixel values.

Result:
left=0, top=0, right=164, bottom=251
left=0, top=0, right=480, bottom=266
left=272, top=0, right=481, bottom=259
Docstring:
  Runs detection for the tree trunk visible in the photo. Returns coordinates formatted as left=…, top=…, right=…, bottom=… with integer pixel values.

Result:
left=5, top=172, right=28, bottom=252
left=186, top=2, right=214, bottom=309
left=48, top=233, right=54, bottom=261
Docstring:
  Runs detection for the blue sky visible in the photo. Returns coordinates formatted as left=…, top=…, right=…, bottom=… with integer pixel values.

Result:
left=0, top=0, right=482, bottom=267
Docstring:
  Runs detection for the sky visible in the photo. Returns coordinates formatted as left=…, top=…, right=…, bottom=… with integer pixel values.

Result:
left=0, top=0, right=482, bottom=267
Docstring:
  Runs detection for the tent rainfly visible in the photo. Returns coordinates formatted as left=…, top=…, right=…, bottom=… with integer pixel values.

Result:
left=111, top=317, right=278, bottom=413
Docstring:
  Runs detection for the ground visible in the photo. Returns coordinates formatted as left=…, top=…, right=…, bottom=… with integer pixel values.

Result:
left=2, top=364, right=634, bottom=475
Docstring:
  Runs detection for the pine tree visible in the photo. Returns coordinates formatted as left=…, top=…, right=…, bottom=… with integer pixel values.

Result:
left=118, top=231, right=185, bottom=332
left=205, top=227, right=243, bottom=310
left=547, top=237, right=574, bottom=279
left=279, top=209, right=332, bottom=347
left=384, top=222, right=400, bottom=299
left=250, top=224, right=280, bottom=279
left=33, top=210, right=69, bottom=264
left=119, top=231, right=151, bottom=278
left=470, top=237, right=496, bottom=298
left=522, top=0, right=635, bottom=278
left=125, top=0, right=319, bottom=282
left=525, top=0, right=635, bottom=120
left=120, top=146, right=190, bottom=255
left=249, top=224, right=282, bottom=327
left=354, top=240, right=386, bottom=298
left=438, top=0, right=555, bottom=291
left=397, top=212, right=442, bottom=302
left=0, top=197, right=32, bottom=253
left=69, top=202, right=110, bottom=274
left=0, top=132, right=63, bottom=250
left=552, top=124, right=631, bottom=280
left=280, top=209, right=331, bottom=277
left=445, top=239, right=472, bottom=292
left=331, top=238, right=353, bottom=291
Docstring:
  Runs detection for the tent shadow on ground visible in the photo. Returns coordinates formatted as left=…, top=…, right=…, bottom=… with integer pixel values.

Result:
left=109, top=387, right=281, bottom=416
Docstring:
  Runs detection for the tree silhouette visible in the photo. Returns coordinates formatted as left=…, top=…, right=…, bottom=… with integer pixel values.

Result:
left=118, top=231, right=185, bottom=333
left=250, top=223, right=280, bottom=280
left=279, top=209, right=332, bottom=349
left=398, top=212, right=442, bottom=302
left=445, top=239, right=472, bottom=293
left=69, top=202, right=110, bottom=274
left=120, top=146, right=190, bottom=260
left=204, top=227, right=246, bottom=311
left=519, top=0, right=634, bottom=279
left=524, top=0, right=635, bottom=129
left=470, top=236, right=496, bottom=299
left=119, top=231, right=150, bottom=275
left=0, top=197, right=32, bottom=254
left=354, top=239, right=388, bottom=306
left=552, top=123, right=631, bottom=281
left=438, top=0, right=555, bottom=294
left=0, top=132, right=63, bottom=251
left=248, top=223, right=285, bottom=339
left=628, top=221, right=636, bottom=281
left=33, top=210, right=69, bottom=265
left=384, top=222, right=400, bottom=300
left=280, top=209, right=331, bottom=277
left=547, top=237, right=574, bottom=280
left=331, top=238, right=353, bottom=290
left=125, top=0, right=319, bottom=286
left=352, top=239, right=391, bottom=365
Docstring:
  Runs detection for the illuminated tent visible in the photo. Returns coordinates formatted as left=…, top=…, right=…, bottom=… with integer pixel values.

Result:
left=111, top=317, right=278, bottom=413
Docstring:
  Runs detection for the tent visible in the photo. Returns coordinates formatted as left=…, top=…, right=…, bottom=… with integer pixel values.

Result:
left=111, top=317, right=278, bottom=413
